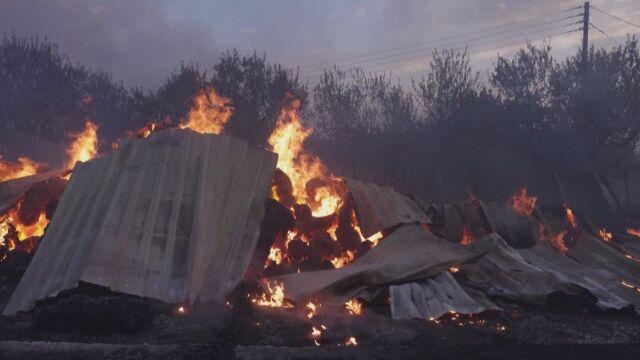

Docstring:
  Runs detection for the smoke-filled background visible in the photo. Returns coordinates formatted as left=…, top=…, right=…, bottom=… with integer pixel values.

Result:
left=1, top=0, right=640, bottom=225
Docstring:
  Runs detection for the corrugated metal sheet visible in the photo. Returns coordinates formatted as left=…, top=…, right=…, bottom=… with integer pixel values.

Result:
left=519, top=244, right=635, bottom=310
left=270, top=224, right=479, bottom=306
left=344, top=178, right=430, bottom=238
left=4, top=129, right=277, bottom=315
left=390, top=272, right=498, bottom=320
left=461, top=234, right=585, bottom=305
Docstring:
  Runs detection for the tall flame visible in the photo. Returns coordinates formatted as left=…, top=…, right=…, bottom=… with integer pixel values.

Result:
left=267, top=98, right=342, bottom=217
left=179, top=87, right=232, bottom=135
left=65, top=121, right=99, bottom=172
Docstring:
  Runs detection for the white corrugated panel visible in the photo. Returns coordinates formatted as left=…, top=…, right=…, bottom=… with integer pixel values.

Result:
left=4, top=129, right=277, bottom=314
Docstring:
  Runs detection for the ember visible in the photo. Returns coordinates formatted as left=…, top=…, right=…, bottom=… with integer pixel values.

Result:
left=460, top=226, right=473, bottom=245
left=565, top=206, right=578, bottom=228
left=345, top=299, right=362, bottom=315
left=599, top=228, right=612, bottom=242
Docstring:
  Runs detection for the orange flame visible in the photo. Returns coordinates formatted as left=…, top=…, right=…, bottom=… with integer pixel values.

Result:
left=509, top=188, right=537, bottom=216
left=65, top=121, right=99, bottom=175
left=179, top=87, right=232, bottom=135
left=345, top=337, right=358, bottom=346
left=539, top=224, right=568, bottom=254
left=251, top=281, right=293, bottom=308
left=565, top=206, right=578, bottom=228
left=267, top=98, right=342, bottom=217
left=306, top=301, right=320, bottom=319
left=345, top=299, right=362, bottom=315
left=330, top=250, right=355, bottom=269
left=598, top=228, right=612, bottom=242
left=0, top=156, right=40, bottom=182
left=626, top=228, right=640, bottom=239
left=460, top=226, right=473, bottom=245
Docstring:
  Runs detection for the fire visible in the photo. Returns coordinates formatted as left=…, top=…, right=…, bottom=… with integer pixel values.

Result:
left=330, top=250, right=355, bottom=269
left=449, top=266, right=460, bottom=273
left=0, top=156, right=39, bottom=182
left=267, top=98, right=342, bottom=217
left=627, top=228, right=640, bottom=239
left=306, top=301, right=320, bottom=319
left=565, top=206, right=578, bottom=228
left=509, top=188, right=537, bottom=215
left=2, top=200, right=48, bottom=241
left=351, top=209, right=383, bottom=247
left=345, top=299, right=362, bottom=315
left=598, top=228, right=612, bottom=242
left=265, top=246, right=283, bottom=267
left=460, top=226, right=473, bottom=245
left=179, top=87, right=232, bottom=135
left=345, top=337, right=358, bottom=346
left=65, top=121, right=99, bottom=175
left=310, top=325, right=326, bottom=346
left=539, top=224, right=568, bottom=254
left=252, top=281, right=293, bottom=308
left=621, top=280, right=640, bottom=293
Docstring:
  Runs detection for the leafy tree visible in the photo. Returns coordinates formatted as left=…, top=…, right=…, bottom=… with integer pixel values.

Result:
left=413, top=49, right=479, bottom=124
left=212, top=50, right=308, bottom=144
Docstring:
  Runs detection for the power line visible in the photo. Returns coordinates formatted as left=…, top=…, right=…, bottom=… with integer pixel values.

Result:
left=301, top=17, right=581, bottom=75
left=590, top=22, right=621, bottom=45
left=298, top=5, right=583, bottom=69
left=303, top=28, right=581, bottom=83
left=301, top=22, right=581, bottom=79
left=591, top=5, right=640, bottom=29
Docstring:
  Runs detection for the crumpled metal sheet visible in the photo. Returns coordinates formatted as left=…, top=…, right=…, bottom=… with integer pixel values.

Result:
left=4, top=129, right=277, bottom=315
left=344, top=178, right=430, bottom=238
left=460, top=234, right=586, bottom=305
left=269, top=223, right=480, bottom=306
left=423, top=199, right=492, bottom=244
left=389, top=271, right=498, bottom=320
left=519, top=244, right=636, bottom=310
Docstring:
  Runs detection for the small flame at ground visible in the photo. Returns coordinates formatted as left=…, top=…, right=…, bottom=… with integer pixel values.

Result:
left=252, top=281, right=293, bottom=308
left=306, top=301, right=320, bottom=319
left=509, top=188, right=537, bottom=215
left=345, top=299, right=362, bottom=315
left=345, top=337, right=358, bottom=346
left=599, top=228, right=612, bottom=242
left=449, top=266, right=460, bottom=273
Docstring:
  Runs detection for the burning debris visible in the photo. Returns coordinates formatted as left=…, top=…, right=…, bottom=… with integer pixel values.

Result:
left=1, top=88, right=640, bottom=358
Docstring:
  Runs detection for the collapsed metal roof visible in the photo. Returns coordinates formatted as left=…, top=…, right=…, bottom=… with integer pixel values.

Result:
left=4, top=129, right=277, bottom=315
left=344, top=177, right=430, bottom=238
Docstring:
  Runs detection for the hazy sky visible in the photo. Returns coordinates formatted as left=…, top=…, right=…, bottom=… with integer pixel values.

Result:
left=1, top=0, right=638, bottom=89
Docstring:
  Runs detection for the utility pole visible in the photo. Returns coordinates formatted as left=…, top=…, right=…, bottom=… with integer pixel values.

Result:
left=582, top=2, right=590, bottom=70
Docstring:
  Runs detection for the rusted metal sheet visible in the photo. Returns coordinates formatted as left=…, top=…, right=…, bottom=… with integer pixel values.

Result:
left=390, top=272, right=498, bottom=320
left=4, top=129, right=277, bottom=315
left=344, top=178, right=430, bottom=238
left=270, top=224, right=480, bottom=306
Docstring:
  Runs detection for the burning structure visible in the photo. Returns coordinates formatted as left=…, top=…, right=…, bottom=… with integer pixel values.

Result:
left=1, top=89, right=640, bottom=358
